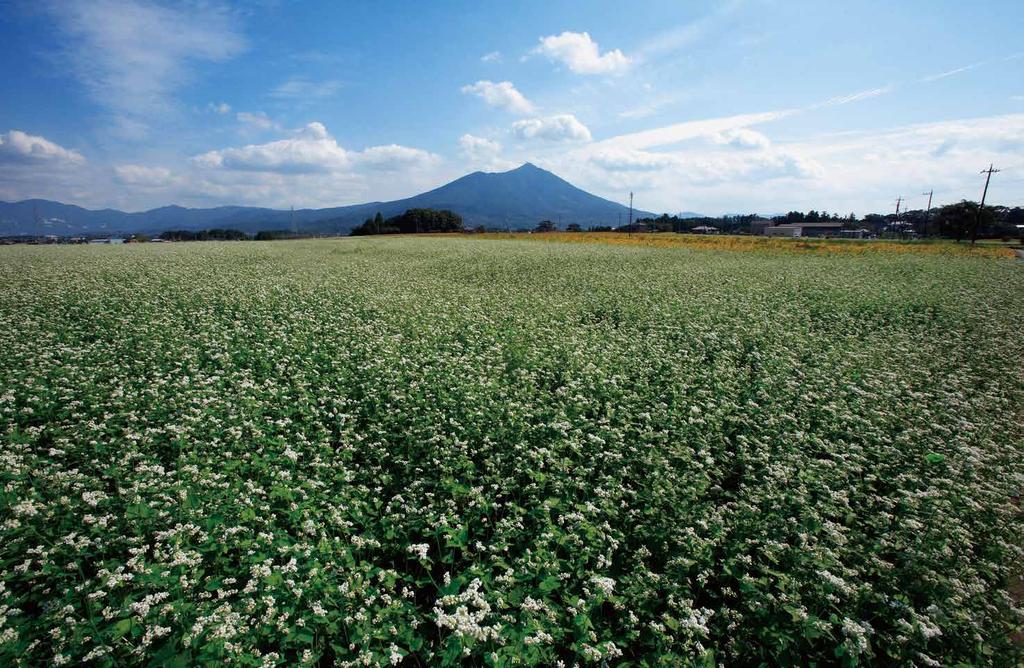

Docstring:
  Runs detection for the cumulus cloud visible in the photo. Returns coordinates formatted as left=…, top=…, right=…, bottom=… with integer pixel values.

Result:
left=192, top=122, right=439, bottom=176
left=44, top=0, right=245, bottom=130
left=712, top=128, right=772, bottom=150
left=209, top=102, right=232, bottom=115
left=193, top=122, right=350, bottom=174
left=534, top=31, right=630, bottom=75
left=511, top=114, right=592, bottom=142
left=458, top=134, right=516, bottom=171
left=353, top=144, right=440, bottom=171
left=113, top=164, right=172, bottom=186
left=461, top=80, right=535, bottom=115
left=459, top=134, right=502, bottom=160
left=0, top=130, right=85, bottom=165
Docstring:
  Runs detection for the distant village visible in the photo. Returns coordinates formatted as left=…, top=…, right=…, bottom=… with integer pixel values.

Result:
left=3, top=200, right=1022, bottom=245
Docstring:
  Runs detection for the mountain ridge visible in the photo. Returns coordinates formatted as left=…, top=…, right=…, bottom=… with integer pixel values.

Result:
left=0, top=163, right=667, bottom=236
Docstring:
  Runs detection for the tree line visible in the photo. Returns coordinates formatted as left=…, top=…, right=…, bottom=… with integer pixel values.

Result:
left=628, top=201, right=1023, bottom=240
left=350, top=209, right=464, bottom=236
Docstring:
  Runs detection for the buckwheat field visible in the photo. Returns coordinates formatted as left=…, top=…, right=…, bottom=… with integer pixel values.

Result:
left=1, top=237, right=1022, bottom=667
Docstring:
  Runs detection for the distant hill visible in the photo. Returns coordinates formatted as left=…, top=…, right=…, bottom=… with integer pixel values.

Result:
left=0, top=163, right=659, bottom=236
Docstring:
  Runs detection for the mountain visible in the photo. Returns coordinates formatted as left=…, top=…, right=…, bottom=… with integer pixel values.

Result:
left=0, top=163, right=657, bottom=236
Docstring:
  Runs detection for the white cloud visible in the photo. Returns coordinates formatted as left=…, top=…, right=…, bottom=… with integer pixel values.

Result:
left=534, top=31, right=630, bottom=75
left=236, top=111, right=279, bottom=131
left=113, top=164, right=172, bottom=186
left=461, top=80, right=535, bottom=115
left=548, top=113, right=1024, bottom=215
left=601, top=110, right=791, bottom=150
left=619, top=104, right=660, bottom=120
left=193, top=122, right=350, bottom=174
left=354, top=144, right=440, bottom=171
left=0, top=130, right=85, bottom=165
left=819, top=85, right=894, bottom=107
left=459, top=134, right=502, bottom=160
left=193, top=121, right=439, bottom=176
left=270, top=77, right=343, bottom=100
left=45, top=0, right=244, bottom=130
left=208, top=102, right=232, bottom=115
left=712, top=128, right=772, bottom=150
left=587, top=147, right=681, bottom=171
left=512, top=114, right=592, bottom=142
left=481, top=51, right=502, bottom=63
left=458, top=134, right=516, bottom=171
left=920, top=62, right=985, bottom=83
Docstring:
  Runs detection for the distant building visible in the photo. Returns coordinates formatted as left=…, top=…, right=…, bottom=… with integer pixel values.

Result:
left=691, top=225, right=719, bottom=234
left=763, top=222, right=844, bottom=238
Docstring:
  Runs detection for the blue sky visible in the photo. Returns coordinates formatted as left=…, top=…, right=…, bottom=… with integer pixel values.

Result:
left=0, top=0, right=1022, bottom=215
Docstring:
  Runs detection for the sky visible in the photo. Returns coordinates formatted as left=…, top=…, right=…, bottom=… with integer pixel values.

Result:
left=0, top=0, right=1022, bottom=216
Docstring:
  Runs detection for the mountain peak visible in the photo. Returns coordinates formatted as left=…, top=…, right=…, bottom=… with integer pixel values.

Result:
left=512, top=162, right=543, bottom=173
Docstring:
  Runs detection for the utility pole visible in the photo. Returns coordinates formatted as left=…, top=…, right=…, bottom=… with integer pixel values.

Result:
left=628, top=192, right=634, bottom=229
left=921, top=190, right=933, bottom=237
left=972, top=164, right=1000, bottom=245
left=290, top=205, right=296, bottom=236
left=892, top=196, right=903, bottom=239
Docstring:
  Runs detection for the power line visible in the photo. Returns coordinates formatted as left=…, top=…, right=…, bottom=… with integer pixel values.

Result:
left=921, top=190, right=933, bottom=236
left=892, top=196, right=903, bottom=238
left=627, top=192, right=634, bottom=237
left=971, top=164, right=1000, bottom=244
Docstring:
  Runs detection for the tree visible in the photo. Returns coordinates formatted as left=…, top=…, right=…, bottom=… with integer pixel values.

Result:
left=534, top=220, right=556, bottom=233
left=566, top=223, right=582, bottom=232
left=935, top=201, right=990, bottom=242
left=349, top=208, right=463, bottom=236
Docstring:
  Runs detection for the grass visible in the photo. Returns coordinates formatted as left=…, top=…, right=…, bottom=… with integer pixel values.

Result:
left=0, top=237, right=1022, bottom=666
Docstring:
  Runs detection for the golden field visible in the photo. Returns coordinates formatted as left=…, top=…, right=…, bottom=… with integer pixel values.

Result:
left=473, top=231, right=1018, bottom=258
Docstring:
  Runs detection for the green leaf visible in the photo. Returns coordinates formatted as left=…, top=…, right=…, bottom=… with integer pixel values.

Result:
left=540, top=575, right=560, bottom=593
left=112, top=618, right=133, bottom=638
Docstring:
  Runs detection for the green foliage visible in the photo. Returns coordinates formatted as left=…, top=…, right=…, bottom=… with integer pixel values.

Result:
left=350, top=208, right=463, bottom=235
left=0, top=238, right=1022, bottom=666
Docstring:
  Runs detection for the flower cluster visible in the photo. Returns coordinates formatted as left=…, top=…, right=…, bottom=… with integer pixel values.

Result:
left=0, top=237, right=1022, bottom=666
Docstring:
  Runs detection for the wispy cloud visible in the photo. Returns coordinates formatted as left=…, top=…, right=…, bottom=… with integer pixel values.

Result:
left=269, top=77, right=343, bottom=101
left=818, top=85, right=894, bottom=107
left=44, top=0, right=245, bottom=135
left=113, top=163, right=172, bottom=187
left=920, top=61, right=986, bottom=83
left=236, top=111, right=280, bottom=132
left=600, top=110, right=792, bottom=150
left=635, top=2, right=740, bottom=61
left=481, top=51, right=502, bottom=63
